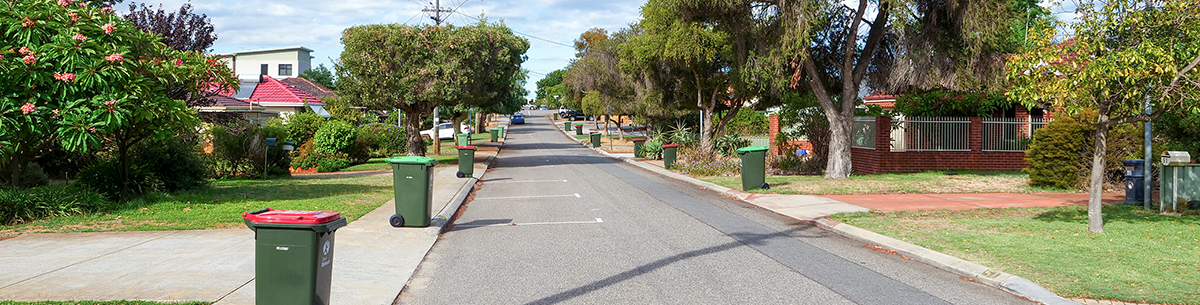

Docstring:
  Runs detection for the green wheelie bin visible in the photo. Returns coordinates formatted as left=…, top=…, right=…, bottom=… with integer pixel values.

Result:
left=384, top=156, right=438, bottom=227
left=243, top=208, right=347, bottom=305
left=498, top=126, right=506, bottom=138
left=456, top=133, right=470, bottom=146
left=456, top=145, right=476, bottom=178
left=632, top=138, right=647, bottom=158
left=564, top=121, right=572, bottom=131
left=575, top=123, right=584, bottom=135
left=489, top=128, right=500, bottom=142
left=554, top=113, right=559, bottom=120
left=590, top=132, right=602, bottom=148
left=662, top=144, right=680, bottom=169
left=737, top=146, right=770, bottom=190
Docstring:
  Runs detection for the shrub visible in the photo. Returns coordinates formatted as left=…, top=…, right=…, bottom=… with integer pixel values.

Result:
left=775, top=93, right=830, bottom=174
left=714, top=133, right=751, bottom=157
left=1025, top=112, right=1143, bottom=190
left=287, top=112, right=327, bottom=144
left=316, top=156, right=351, bottom=172
left=290, top=139, right=321, bottom=170
left=314, top=121, right=357, bottom=155
left=76, top=160, right=163, bottom=201
left=643, top=141, right=664, bottom=159
left=675, top=146, right=741, bottom=176
left=133, top=138, right=209, bottom=192
left=893, top=88, right=1011, bottom=117
left=0, top=163, right=51, bottom=188
left=356, top=123, right=406, bottom=158
left=715, top=110, right=769, bottom=136
left=207, top=124, right=254, bottom=176
left=0, top=184, right=111, bottom=225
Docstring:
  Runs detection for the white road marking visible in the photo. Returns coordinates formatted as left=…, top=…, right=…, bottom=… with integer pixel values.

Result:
left=474, top=194, right=579, bottom=200
left=486, top=180, right=568, bottom=184
left=575, top=193, right=581, bottom=198
left=455, top=218, right=604, bottom=228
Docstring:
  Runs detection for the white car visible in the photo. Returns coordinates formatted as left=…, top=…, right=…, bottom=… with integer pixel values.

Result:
left=420, top=123, right=469, bottom=140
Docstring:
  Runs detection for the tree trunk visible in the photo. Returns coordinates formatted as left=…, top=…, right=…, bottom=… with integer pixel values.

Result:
left=825, top=112, right=854, bottom=178
left=694, top=70, right=715, bottom=159
left=118, top=137, right=129, bottom=202
left=404, top=109, right=427, bottom=156
left=1087, top=117, right=1110, bottom=233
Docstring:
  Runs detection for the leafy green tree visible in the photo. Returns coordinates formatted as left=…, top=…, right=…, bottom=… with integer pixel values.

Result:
left=535, top=69, right=566, bottom=107
left=337, top=20, right=528, bottom=156
left=299, top=63, right=336, bottom=90
left=1008, top=0, right=1200, bottom=232
left=0, top=0, right=234, bottom=198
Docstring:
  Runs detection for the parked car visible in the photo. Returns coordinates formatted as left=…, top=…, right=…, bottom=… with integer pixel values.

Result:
left=511, top=113, right=525, bottom=124
left=560, top=109, right=587, bottom=121
left=419, top=123, right=461, bottom=140
left=539, top=105, right=548, bottom=110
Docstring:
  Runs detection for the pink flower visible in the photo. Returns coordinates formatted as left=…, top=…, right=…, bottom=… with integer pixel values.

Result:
left=22, top=54, right=36, bottom=65
left=69, top=13, right=78, bottom=22
left=21, top=103, right=35, bottom=115
left=101, top=23, right=115, bottom=34
left=57, top=0, right=71, bottom=6
left=54, top=72, right=76, bottom=82
left=52, top=109, right=59, bottom=117
left=73, top=33, right=86, bottom=41
left=104, top=99, right=116, bottom=106
left=22, top=17, right=33, bottom=27
left=77, top=2, right=86, bottom=7
left=18, top=47, right=30, bottom=54
left=104, top=53, right=123, bottom=62
left=174, top=58, right=183, bottom=66
left=102, top=7, right=114, bottom=13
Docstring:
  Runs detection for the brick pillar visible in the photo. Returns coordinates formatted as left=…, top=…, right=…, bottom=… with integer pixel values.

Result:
left=875, top=116, right=891, bottom=152
left=970, top=117, right=983, bottom=152
left=769, top=115, right=780, bottom=155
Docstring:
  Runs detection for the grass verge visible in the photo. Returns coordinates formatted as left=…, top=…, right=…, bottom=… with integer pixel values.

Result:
left=1, top=173, right=394, bottom=236
left=698, top=170, right=1069, bottom=194
left=831, top=204, right=1200, bottom=304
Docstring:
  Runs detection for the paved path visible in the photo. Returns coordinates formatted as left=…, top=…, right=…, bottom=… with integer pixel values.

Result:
left=400, top=111, right=1032, bottom=305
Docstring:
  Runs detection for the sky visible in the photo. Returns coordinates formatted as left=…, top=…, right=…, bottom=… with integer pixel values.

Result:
left=117, top=0, right=646, bottom=100
left=117, top=0, right=1078, bottom=99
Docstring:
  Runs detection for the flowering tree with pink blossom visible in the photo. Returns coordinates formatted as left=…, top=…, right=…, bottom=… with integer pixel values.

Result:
left=0, top=0, right=235, bottom=196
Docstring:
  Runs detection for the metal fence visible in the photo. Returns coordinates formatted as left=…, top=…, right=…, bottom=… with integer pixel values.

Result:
left=982, top=117, right=1047, bottom=152
left=746, top=136, right=771, bottom=147
left=891, top=116, right=970, bottom=152
left=853, top=116, right=876, bottom=150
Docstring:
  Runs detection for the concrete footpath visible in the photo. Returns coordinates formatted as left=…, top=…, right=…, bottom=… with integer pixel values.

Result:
left=0, top=140, right=500, bottom=304
left=556, top=121, right=1079, bottom=305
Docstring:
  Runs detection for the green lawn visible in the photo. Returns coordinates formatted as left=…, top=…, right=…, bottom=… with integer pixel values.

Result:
left=0, top=301, right=208, bottom=305
left=832, top=204, right=1200, bottom=304
left=1, top=174, right=394, bottom=235
left=699, top=170, right=1070, bottom=195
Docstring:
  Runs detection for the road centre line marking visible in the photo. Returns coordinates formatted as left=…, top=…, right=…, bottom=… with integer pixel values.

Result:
left=486, top=180, right=568, bottom=184
left=456, top=218, right=603, bottom=228
left=474, top=194, right=579, bottom=200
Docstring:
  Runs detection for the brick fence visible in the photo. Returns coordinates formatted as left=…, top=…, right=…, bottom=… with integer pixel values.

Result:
left=768, top=115, right=1028, bottom=174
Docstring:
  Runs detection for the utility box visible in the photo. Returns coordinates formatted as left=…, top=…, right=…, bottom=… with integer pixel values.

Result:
left=1163, top=151, right=1191, bottom=166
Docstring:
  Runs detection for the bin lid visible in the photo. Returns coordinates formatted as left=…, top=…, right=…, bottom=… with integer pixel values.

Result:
left=632, top=138, right=647, bottom=141
left=243, top=208, right=342, bottom=225
left=385, top=156, right=438, bottom=166
left=489, top=128, right=499, bottom=131
left=662, top=144, right=680, bottom=148
left=736, top=146, right=770, bottom=153
left=456, top=145, right=476, bottom=150
left=574, top=123, right=584, bottom=126
left=591, top=132, right=602, bottom=135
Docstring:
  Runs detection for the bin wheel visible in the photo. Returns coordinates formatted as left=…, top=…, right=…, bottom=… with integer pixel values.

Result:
left=761, top=183, right=770, bottom=190
left=389, top=214, right=405, bottom=227
left=456, top=171, right=465, bottom=178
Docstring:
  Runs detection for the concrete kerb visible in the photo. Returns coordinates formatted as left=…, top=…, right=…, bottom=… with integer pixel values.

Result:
left=428, top=149, right=498, bottom=231
left=569, top=131, right=1076, bottom=305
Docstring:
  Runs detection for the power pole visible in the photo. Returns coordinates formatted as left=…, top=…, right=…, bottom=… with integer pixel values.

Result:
left=424, top=0, right=451, bottom=155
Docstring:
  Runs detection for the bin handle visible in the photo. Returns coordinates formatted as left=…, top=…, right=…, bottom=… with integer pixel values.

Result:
left=248, top=208, right=270, bottom=215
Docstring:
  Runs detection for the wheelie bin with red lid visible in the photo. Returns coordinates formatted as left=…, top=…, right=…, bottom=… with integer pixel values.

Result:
left=662, top=144, right=680, bottom=169
left=243, top=208, right=347, bottom=305
left=456, top=145, right=476, bottom=178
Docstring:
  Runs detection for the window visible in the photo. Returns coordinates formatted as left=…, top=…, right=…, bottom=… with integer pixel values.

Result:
left=260, top=64, right=268, bottom=75
left=279, top=64, right=292, bottom=76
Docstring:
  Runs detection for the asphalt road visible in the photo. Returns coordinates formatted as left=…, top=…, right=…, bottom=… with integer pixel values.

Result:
left=398, top=111, right=1031, bottom=305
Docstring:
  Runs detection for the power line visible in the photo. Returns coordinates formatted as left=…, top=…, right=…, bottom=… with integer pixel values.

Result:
left=453, top=11, right=574, bottom=48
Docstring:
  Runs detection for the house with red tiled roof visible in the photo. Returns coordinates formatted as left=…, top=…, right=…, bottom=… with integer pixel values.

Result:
left=214, top=74, right=330, bottom=119
left=197, top=94, right=279, bottom=125
left=280, top=77, right=336, bottom=100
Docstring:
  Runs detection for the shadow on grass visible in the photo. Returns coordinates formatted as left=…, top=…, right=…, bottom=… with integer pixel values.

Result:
left=1033, top=204, right=1200, bottom=225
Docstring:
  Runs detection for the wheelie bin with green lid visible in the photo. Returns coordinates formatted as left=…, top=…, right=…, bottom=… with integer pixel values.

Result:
left=737, top=146, right=770, bottom=190
left=489, top=128, right=500, bottom=142
left=243, top=208, right=347, bottom=305
left=575, top=123, right=584, bottom=135
left=662, top=144, right=680, bottom=169
left=564, top=121, right=572, bottom=131
left=590, top=132, right=602, bottom=148
left=456, top=133, right=470, bottom=146
left=632, top=138, right=647, bottom=158
left=456, top=145, right=476, bottom=178
left=499, top=126, right=506, bottom=138
left=384, top=156, right=438, bottom=227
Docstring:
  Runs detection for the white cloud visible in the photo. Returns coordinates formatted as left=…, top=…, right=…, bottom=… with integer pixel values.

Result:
left=120, top=0, right=644, bottom=98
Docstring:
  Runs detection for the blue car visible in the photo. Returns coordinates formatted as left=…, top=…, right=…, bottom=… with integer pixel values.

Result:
left=510, top=113, right=525, bottom=124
